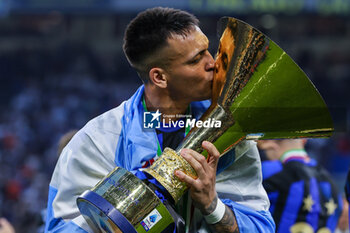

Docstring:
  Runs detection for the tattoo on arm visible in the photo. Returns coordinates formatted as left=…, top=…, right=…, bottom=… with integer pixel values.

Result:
left=201, top=196, right=218, bottom=215
left=201, top=196, right=239, bottom=233
left=209, top=205, right=239, bottom=233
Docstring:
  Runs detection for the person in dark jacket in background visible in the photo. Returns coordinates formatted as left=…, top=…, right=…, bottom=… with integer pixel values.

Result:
left=258, top=139, right=343, bottom=233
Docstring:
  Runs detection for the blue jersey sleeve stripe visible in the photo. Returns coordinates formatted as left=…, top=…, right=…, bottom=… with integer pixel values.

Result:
left=306, top=178, right=320, bottom=230
left=267, top=192, right=279, bottom=215
left=45, top=185, right=88, bottom=233
left=326, top=193, right=343, bottom=230
left=261, top=161, right=283, bottom=180
left=319, top=181, right=332, bottom=199
left=47, top=221, right=89, bottom=233
left=221, top=199, right=276, bottom=233
left=277, top=180, right=304, bottom=233
left=45, top=185, right=59, bottom=232
left=47, top=219, right=88, bottom=233
left=319, top=181, right=340, bottom=230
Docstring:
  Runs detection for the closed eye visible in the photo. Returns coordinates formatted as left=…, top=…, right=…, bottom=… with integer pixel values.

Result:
left=187, top=50, right=207, bottom=65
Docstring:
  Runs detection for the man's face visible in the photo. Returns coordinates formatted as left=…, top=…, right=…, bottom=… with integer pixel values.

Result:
left=161, top=27, right=215, bottom=103
left=213, top=27, right=235, bottom=97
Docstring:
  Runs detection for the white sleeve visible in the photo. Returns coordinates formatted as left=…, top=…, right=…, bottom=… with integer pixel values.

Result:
left=47, top=104, right=125, bottom=232
left=215, top=140, right=270, bottom=211
left=51, top=131, right=116, bottom=221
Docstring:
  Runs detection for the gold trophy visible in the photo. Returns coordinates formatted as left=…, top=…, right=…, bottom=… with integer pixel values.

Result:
left=144, top=17, right=333, bottom=203
left=77, top=17, right=333, bottom=232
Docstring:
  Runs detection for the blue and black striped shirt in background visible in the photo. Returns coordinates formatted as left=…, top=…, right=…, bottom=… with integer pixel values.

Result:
left=262, top=154, right=343, bottom=233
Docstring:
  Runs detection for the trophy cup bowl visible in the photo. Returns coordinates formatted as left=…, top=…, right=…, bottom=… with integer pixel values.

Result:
left=77, top=17, right=333, bottom=232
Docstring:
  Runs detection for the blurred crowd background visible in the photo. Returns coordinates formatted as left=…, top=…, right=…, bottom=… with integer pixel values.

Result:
left=0, top=0, right=349, bottom=232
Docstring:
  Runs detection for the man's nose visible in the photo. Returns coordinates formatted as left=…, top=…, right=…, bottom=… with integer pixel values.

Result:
left=206, top=52, right=215, bottom=71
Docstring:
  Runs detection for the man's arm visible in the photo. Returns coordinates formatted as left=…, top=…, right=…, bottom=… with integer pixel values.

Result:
left=175, top=141, right=275, bottom=233
left=203, top=196, right=239, bottom=233
left=175, top=141, right=240, bottom=232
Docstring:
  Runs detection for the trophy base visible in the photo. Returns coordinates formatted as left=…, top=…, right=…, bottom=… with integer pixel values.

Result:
left=77, top=167, right=174, bottom=233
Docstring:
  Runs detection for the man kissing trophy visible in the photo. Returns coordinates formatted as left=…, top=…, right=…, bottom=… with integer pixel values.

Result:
left=76, top=17, right=333, bottom=233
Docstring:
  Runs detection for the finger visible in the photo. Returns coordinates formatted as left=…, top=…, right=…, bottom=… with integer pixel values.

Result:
left=174, top=170, right=197, bottom=187
left=202, top=141, right=220, bottom=167
left=181, top=149, right=206, bottom=177
left=182, top=148, right=209, bottom=167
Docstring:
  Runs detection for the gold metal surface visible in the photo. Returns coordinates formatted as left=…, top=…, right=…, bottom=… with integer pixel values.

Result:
left=145, top=147, right=196, bottom=202
left=92, top=167, right=160, bottom=226
left=144, top=17, right=267, bottom=204
left=144, top=17, right=333, bottom=205
left=176, top=105, right=234, bottom=155
left=79, top=17, right=334, bottom=233
left=216, top=18, right=269, bottom=108
left=145, top=105, right=235, bottom=203
left=79, top=16, right=333, bottom=233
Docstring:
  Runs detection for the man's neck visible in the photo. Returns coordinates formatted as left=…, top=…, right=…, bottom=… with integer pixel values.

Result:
left=144, top=86, right=190, bottom=123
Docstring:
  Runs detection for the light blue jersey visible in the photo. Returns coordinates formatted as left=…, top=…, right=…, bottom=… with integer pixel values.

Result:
left=45, top=85, right=275, bottom=233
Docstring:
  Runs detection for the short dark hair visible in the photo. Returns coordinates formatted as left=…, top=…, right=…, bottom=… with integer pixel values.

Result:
left=123, top=7, right=199, bottom=82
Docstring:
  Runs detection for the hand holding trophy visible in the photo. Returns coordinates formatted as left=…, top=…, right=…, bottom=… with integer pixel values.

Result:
left=76, top=17, right=333, bottom=233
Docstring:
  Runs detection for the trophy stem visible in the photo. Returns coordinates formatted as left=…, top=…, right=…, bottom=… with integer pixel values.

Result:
left=144, top=148, right=195, bottom=204
left=176, top=105, right=235, bottom=155
left=144, top=105, right=234, bottom=203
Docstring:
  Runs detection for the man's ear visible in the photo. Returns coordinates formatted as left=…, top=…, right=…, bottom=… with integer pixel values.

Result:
left=149, top=67, right=167, bottom=88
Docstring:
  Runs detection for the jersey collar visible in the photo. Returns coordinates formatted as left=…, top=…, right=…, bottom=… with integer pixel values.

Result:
left=280, top=149, right=309, bottom=164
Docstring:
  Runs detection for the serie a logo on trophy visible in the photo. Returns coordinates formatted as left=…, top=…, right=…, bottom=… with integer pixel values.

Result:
left=76, top=17, right=333, bottom=233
